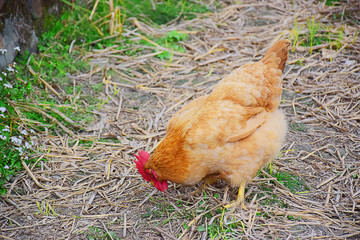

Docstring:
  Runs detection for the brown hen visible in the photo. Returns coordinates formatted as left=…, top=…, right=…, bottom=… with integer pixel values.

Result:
left=135, top=39, right=291, bottom=209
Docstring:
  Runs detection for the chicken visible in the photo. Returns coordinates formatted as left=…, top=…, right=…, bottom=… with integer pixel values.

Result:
left=135, top=39, right=291, bottom=208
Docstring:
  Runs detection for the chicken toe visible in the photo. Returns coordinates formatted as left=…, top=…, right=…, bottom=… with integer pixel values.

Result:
left=224, top=182, right=247, bottom=210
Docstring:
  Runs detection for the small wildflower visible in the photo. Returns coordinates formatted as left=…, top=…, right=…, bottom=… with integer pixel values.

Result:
left=4, top=83, right=12, bottom=89
left=0, top=114, right=5, bottom=118
left=7, top=66, right=14, bottom=72
left=15, top=146, right=23, bottom=154
left=4, top=165, right=9, bottom=169
left=0, top=134, right=6, bottom=140
left=30, top=129, right=35, bottom=134
left=24, top=141, right=31, bottom=149
left=14, top=46, right=20, bottom=52
left=2, top=127, right=10, bottom=132
left=3, top=72, right=7, bottom=76
left=24, top=156, right=29, bottom=160
left=10, top=136, right=22, bottom=145
left=20, top=129, right=28, bottom=135
left=0, top=107, right=6, bottom=112
left=0, top=49, right=7, bottom=54
left=0, top=76, right=2, bottom=81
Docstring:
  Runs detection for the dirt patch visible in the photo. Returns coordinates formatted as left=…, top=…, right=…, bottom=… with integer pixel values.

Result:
left=1, top=0, right=359, bottom=239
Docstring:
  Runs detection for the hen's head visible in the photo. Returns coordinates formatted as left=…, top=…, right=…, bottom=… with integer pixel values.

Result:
left=134, top=150, right=168, bottom=192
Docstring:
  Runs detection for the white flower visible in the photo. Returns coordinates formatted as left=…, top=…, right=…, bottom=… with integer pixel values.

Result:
left=24, top=141, right=31, bottom=149
left=4, top=165, right=9, bottom=169
left=0, top=77, right=2, bottom=81
left=15, top=147, right=23, bottom=154
left=3, top=72, right=7, bottom=76
left=0, top=49, right=7, bottom=54
left=2, top=127, right=10, bottom=132
left=0, top=135, right=6, bottom=140
left=20, top=129, right=28, bottom=135
left=7, top=66, right=14, bottom=72
left=4, top=83, right=12, bottom=89
left=0, top=107, right=6, bottom=112
left=0, top=114, right=5, bottom=118
left=14, top=46, right=20, bottom=52
left=10, top=136, right=22, bottom=145
left=30, top=129, right=35, bottom=134
left=24, top=156, right=29, bottom=160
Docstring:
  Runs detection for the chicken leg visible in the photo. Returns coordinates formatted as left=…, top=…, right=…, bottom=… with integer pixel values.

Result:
left=225, top=182, right=247, bottom=209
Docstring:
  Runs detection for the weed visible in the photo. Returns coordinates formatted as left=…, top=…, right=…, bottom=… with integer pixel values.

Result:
left=291, top=18, right=302, bottom=51
left=205, top=211, right=245, bottom=239
left=35, top=199, right=57, bottom=216
left=123, top=0, right=217, bottom=26
left=87, top=226, right=119, bottom=240
left=274, top=171, right=308, bottom=194
left=290, top=122, right=307, bottom=132
left=294, top=17, right=345, bottom=54
left=307, top=17, right=320, bottom=54
left=336, top=28, right=344, bottom=51
left=257, top=184, right=288, bottom=208
left=325, top=0, right=339, bottom=6
left=287, top=215, right=301, bottom=221
left=137, top=30, right=188, bottom=60
left=0, top=57, right=37, bottom=195
left=262, top=165, right=308, bottom=194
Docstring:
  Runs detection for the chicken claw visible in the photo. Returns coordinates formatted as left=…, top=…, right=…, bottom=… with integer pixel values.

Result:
left=225, top=182, right=247, bottom=210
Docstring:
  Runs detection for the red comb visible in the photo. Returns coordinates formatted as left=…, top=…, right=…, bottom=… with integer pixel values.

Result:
left=134, top=150, right=152, bottom=182
left=134, top=150, right=168, bottom=192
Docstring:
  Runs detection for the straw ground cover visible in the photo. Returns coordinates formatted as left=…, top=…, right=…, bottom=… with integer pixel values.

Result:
left=1, top=0, right=359, bottom=239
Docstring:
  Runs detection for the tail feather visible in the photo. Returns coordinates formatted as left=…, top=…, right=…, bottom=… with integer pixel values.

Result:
left=260, top=39, right=291, bottom=72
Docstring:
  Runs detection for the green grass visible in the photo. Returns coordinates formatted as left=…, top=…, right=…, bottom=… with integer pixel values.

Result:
left=254, top=164, right=308, bottom=209
left=263, top=164, right=308, bottom=195
left=0, top=59, right=37, bottom=195
left=123, top=0, right=217, bottom=26
left=307, top=17, right=320, bottom=54
left=291, top=19, right=302, bottom=52
left=289, top=122, right=307, bottom=132
left=273, top=171, right=308, bottom=194
left=325, top=0, right=339, bottom=6
left=141, top=30, right=188, bottom=60
left=87, top=226, right=120, bottom=240
left=203, top=210, right=245, bottom=239
left=291, top=16, right=346, bottom=54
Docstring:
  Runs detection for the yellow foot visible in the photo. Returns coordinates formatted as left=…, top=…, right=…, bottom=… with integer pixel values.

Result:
left=225, top=182, right=247, bottom=209
left=224, top=201, right=247, bottom=210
